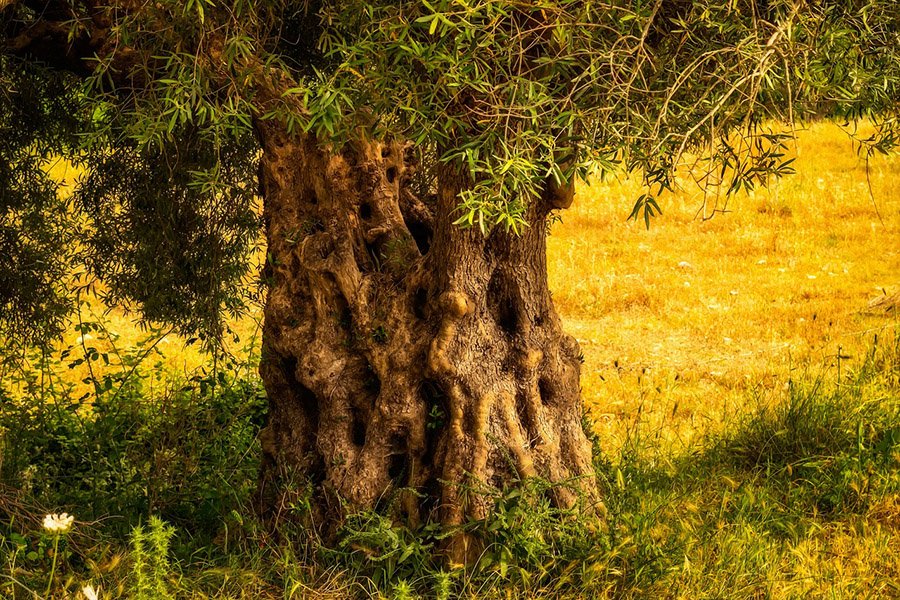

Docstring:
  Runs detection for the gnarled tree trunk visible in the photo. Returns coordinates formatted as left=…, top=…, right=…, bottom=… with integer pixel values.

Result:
left=254, top=123, right=596, bottom=560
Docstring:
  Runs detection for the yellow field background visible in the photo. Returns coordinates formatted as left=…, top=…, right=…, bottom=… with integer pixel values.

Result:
left=550, top=121, right=899, bottom=453
left=34, top=122, right=899, bottom=457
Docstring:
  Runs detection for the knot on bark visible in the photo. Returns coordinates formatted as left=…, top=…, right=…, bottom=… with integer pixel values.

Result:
left=523, top=348, right=543, bottom=372
left=426, top=292, right=473, bottom=376
left=442, top=291, right=473, bottom=318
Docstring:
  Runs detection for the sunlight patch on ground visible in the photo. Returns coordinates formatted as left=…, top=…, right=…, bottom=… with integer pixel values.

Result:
left=548, top=122, right=900, bottom=452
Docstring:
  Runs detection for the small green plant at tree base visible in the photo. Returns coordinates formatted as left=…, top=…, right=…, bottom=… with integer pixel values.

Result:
left=129, top=517, right=176, bottom=600
left=371, top=325, right=389, bottom=345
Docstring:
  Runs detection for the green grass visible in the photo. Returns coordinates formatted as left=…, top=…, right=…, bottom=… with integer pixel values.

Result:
left=1, top=326, right=897, bottom=598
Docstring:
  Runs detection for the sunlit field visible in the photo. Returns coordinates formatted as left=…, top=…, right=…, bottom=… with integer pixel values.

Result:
left=40, top=122, right=899, bottom=453
left=3, top=122, right=898, bottom=598
left=550, top=121, right=899, bottom=453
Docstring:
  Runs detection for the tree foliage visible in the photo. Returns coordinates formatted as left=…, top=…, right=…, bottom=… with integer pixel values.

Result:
left=1, top=0, right=899, bottom=345
left=314, top=0, right=900, bottom=228
left=0, top=58, right=83, bottom=345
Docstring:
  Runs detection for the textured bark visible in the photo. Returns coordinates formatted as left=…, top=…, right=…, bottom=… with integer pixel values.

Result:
left=254, top=123, right=596, bottom=561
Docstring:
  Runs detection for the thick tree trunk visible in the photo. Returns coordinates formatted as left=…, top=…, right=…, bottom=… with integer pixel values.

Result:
left=254, top=123, right=595, bottom=560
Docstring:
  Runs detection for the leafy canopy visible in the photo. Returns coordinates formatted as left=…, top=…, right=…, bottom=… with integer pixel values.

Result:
left=1, top=0, right=898, bottom=344
left=313, top=0, right=900, bottom=230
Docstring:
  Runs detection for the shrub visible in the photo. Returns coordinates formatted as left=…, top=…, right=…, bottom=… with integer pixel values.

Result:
left=0, top=333, right=267, bottom=540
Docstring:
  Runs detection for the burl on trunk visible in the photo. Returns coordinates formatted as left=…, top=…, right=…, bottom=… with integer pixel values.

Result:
left=254, top=123, right=596, bottom=558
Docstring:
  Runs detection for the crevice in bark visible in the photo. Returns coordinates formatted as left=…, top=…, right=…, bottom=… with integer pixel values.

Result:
left=363, top=240, right=380, bottom=271
left=513, top=389, right=535, bottom=448
left=350, top=408, right=367, bottom=447
left=399, top=187, right=434, bottom=256
left=418, top=382, right=449, bottom=523
left=335, top=301, right=352, bottom=332
left=363, top=362, right=381, bottom=395
left=487, top=271, right=520, bottom=336
left=538, top=377, right=554, bottom=406
left=406, top=220, right=432, bottom=255
left=278, top=355, right=320, bottom=432
left=419, top=476, right=442, bottom=521
left=412, top=287, right=429, bottom=320
left=387, top=431, right=410, bottom=485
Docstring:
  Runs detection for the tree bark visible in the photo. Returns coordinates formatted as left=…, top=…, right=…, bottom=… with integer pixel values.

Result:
left=254, top=123, right=596, bottom=561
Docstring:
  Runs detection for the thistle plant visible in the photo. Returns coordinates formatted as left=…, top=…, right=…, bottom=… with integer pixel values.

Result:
left=129, top=516, right=175, bottom=600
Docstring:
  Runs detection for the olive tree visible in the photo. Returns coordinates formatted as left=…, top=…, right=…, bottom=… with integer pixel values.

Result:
left=2, top=0, right=898, bottom=558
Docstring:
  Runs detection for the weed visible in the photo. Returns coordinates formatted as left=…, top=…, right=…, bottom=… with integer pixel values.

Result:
left=130, top=516, right=176, bottom=600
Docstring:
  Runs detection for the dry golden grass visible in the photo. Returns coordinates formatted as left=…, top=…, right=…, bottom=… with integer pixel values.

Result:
left=549, top=121, right=900, bottom=453
left=36, top=122, right=899, bottom=457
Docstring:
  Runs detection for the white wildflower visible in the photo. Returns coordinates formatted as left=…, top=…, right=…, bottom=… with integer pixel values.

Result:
left=42, top=513, right=74, bottom=534
left=82, top=584, right=100, bottom=600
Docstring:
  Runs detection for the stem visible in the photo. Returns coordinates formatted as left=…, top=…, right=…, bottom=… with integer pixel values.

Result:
left=44, top=534, right=59, bottom=599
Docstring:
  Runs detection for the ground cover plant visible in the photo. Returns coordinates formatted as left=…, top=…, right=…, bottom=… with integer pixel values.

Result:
left=1, top=123, right=898, bottom=598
